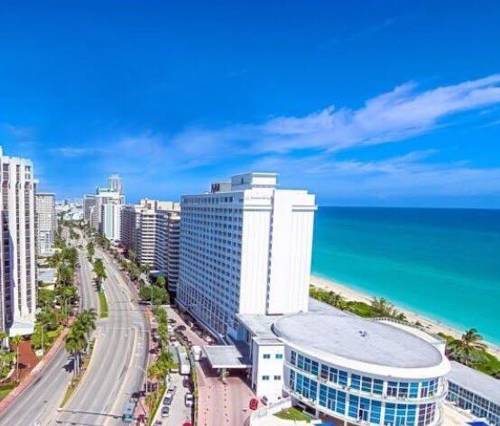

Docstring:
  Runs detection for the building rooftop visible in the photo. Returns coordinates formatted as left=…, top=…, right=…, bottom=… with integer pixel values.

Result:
left=273, top=306, right=445, bottom=371
left=447, top=360, right=500, bottom=405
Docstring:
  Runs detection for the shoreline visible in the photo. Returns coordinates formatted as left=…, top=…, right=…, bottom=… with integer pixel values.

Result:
left=310, top=274, right=500, bottom=358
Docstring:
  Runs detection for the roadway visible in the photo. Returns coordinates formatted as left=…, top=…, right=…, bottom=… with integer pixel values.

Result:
left=55, top=246, right=148, bottom=425
left=0, top=240, right=98, bottom=426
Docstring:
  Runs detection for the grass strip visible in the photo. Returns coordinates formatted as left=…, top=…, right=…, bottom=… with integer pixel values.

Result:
left=98, top=290, right=108, bottom=318
left=274, top=407, right=311, bottom=422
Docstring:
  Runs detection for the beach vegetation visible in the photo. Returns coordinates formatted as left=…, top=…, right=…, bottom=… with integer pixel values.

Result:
left=309, top=287, right=406, bottom=320
left=440, top=329, right=500, bottom=376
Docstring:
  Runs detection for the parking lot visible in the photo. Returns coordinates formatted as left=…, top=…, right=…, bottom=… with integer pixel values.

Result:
left=151, top=371, right=193, bottom=425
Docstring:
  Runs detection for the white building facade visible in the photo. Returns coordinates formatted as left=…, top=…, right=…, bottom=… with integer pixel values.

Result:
left=0, top=148, right=37, bottom=336
left=120, top=199, right=181, bottom=289
left=35, top=192, right=56, bottom=256
left=177, top=172, right=316, bottom=341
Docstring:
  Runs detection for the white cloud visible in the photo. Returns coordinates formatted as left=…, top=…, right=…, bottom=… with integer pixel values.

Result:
left=253, top=151, right=500, bottom=200
left=50, top=147, right=102, bottom=157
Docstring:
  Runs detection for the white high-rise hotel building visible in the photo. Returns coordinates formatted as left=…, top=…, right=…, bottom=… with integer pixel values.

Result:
left=0, top=148, right=37, bottom=336
left=177, top=172, right=316, bottom=340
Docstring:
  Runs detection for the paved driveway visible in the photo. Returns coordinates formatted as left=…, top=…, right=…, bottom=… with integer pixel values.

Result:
left=165, top=306, right=255, bottom=426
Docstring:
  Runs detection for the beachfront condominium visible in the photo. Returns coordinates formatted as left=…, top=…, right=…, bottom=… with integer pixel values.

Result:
left=35, top=192, right=56, bottom=256
left=176, top=172, right=317, bottom=341
left=120, top=199, right=181, bottom=291
left=0, top=147, right=37, bottom=336
left=120, top=204, right=141, bottom=255
left=85, top=175, right=125, bottom=241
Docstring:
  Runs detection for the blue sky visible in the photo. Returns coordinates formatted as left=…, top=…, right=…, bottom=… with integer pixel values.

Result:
left=1, top=1, right=500, bottom=207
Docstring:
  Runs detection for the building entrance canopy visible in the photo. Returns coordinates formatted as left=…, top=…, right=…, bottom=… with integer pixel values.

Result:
left=203, top=345, right=251, bottom=369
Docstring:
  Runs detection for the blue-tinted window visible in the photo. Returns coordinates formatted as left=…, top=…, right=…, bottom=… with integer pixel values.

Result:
left=410, top=382, right=419, bottom=398
left=361, top=376, right=372, bottom=392
left=371, top=400, right=382, bottom=423
left=339, top=370, right=348, bottom=386
left=351, top=374, right=361, bottom=390
left=374, top=379, right=384, bottom=394
left=290, top=351, right=296, bottom=365
left=275, top=353, right=283, bottom=359
left=348, top=395, right=359, bottom=418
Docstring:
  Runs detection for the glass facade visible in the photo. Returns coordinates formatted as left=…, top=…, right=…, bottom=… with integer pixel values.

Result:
left=447, top=381, right=499, bottom=426
left=287, top=350, right=442, bottom=426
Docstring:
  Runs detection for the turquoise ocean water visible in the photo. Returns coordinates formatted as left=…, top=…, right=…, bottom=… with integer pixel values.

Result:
left=312, top=207, right=500, bottom=345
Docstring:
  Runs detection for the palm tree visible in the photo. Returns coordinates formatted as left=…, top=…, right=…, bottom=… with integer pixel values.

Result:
left=370, top=297, right=400, bottom=318
left=65, top=328, right=86, bottom=377
left=77, top=309, right=97, bottom=348
left=11, top=335, right=22, bottom=382
left=93, top=258, right=107, bottom=292
left=56, top=285, right=77, bottom=318
left=447, top=328, right=487, bottom=366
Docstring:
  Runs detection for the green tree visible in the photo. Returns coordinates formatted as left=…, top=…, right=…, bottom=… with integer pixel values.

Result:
left=86, top=241, right=95, bottom=261
left=56, top=285, right=77, bottom=317
left=370, top=297, right=405, bottom=319
left=139, top=285, right=169, bottom=305
left=65, top=325, right=87, bottom=377
left=447, top=328, right=487, bottom=366
left=93, top=258, right=107, bottom=292
left=155, top=275, right=166, bottom=288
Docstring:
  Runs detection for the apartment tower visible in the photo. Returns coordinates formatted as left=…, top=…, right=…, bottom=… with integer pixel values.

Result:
left=35, top=192, right=56, bottom=256
left=0, top=147, right=37, bottom=336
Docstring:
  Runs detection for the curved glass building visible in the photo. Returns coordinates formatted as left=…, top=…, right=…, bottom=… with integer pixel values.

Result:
left=238, top=300, right=450, bottom=426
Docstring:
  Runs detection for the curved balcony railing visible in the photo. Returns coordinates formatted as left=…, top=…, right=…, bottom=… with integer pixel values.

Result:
left=286, top=386, right=445, bottom=426
left=286, top=362, right=447, bottom=404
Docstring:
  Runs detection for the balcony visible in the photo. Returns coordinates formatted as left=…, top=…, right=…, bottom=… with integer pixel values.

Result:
left=286, top=363, right=447, bottom=404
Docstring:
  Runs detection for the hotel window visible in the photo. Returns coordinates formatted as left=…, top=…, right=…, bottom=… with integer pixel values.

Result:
left=351, top=374, right=361, bottom=390
left=263, top=354, right=271, bottom=359
left=374, top=379, right=384, bottom=394
left=387, top=381, right=398, bottom=397
left=262, top=375, right=270, bottom=381
left=274, top=375, right=281, bottom=380
left=275, top=353, right=283, bottom=359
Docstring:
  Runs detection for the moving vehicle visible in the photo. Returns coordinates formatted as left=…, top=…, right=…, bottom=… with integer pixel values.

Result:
left=121, top=399, right=136, bottom=423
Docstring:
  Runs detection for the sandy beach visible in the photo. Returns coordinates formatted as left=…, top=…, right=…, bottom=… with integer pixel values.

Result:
left=311, top=274, right=500, bottom=358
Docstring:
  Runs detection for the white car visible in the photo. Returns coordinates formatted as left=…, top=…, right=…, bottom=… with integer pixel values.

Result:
left=185, top=393, right=194, bottom=407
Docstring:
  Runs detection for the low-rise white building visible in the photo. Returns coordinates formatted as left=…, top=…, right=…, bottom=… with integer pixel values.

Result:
left=236, top=300, right=450, bottom=426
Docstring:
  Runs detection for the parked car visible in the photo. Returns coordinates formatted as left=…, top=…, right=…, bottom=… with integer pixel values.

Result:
left=161, top=406, right=170, bottom=417
left=175, top=325, right=187, bottom=332
left=163, top=389, right=174, bottom=405
left=185, top=393, right=194, bottom=407
left=168, top=318, right=176, bottom=324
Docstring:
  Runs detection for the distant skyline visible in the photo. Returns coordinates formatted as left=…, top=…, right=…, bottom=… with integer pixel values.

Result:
left=1, top=1, right=500, bottom=208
